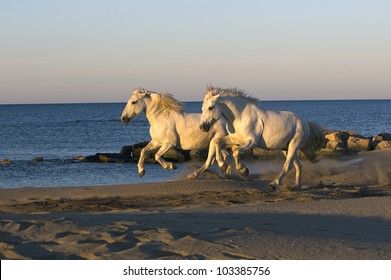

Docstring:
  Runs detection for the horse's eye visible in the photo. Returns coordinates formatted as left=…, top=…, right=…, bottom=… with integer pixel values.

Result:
left=208, top=106, right=214, bottom=110
left=131, top=100, right=138, bottom=105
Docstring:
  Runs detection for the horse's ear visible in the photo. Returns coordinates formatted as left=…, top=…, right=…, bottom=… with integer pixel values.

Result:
left=212, top=92, right=221, bottom=100
left=139, top=90, right=150, bottom=98
left=133, top=87, right=146, bottom=95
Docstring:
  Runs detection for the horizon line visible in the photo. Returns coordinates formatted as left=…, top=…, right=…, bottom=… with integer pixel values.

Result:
left=1, top=98, right=391, bottom=106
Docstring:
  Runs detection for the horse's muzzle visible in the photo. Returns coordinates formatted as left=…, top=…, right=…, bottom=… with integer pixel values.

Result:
left=121, top=116, right=130, bottom=124
left=199, top=122, right=210, bottom=132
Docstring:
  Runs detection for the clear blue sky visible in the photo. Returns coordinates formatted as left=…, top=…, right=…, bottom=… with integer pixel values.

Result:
left=1, top=0, right=390, bottom=103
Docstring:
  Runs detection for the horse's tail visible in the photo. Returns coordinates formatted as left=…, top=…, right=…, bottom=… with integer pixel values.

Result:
left=300, top=121, right=325, bottom=163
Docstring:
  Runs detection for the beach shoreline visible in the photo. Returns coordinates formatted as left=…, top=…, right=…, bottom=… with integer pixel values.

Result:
left=1, top=149, right=391, bottom=260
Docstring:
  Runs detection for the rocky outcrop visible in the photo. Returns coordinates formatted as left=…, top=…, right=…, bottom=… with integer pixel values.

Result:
left=0, top=159, right=14, bottom=165
left=375, top=140, right=391, bottom=150
left=73, top=130, right=391, bottom=165
left=129, top=141, right=188, bottom=163
left=322, top=130, right=391, bottom=154
left=80, top=153, right=132, bottom=163
left=76, top=142, right=189, bottom=164
left=347, top=136, right=371, bottom=151
left=32, top=156, right=44, bottom=162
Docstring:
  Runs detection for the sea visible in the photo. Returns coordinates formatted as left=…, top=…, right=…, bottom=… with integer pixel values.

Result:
left=1, top=100, right=390, bottom=189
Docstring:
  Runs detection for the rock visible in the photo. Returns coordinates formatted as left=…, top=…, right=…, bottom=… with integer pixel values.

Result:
left=324, top=132, right=346, bottom=150
left=375, top=140, right=391, bottom=150
left=324, top=131, right=373, bottom=151
left=347, top=136, right=371, bottom=151
left=73, top=155, right=87, bottom=161
left=189, top=149, right=208, bottom=161
left=130, top=141, right=150, bottom=160
left=370, top=140, right=381, bottom=150
left=83, top=154, right=99, bottom=162
left=325, top=141, right=342, bottom=150
left=374, top=132, right=391, bottom=141
left=338, top=131, right=352, bottom=147
left=0, top=159, right=14, bottom=164
left=98, top=153, right=131, bottom=163
left=83, top=153, right=131, bottom=163
left=130, top=141, right=188, bottom=162
left=162, top=149, right=186, bottom=162
left=325, top=132, right=341, bottom=142
left=120, top=145, right=132, bottom=156
left=32, top=156, right=44, bottom=162
left=324, top=131, right=350, bottom=149
left=98, top=154, right=111, bottom=163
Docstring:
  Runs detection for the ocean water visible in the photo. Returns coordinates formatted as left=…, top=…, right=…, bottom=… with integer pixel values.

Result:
left=1, top=100, right=390, bottom=188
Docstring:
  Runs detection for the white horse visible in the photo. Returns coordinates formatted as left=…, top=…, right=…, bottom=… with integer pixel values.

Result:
left=121, top=88, right=228, bottom=178
left=199, top=86, right=325, bottom=190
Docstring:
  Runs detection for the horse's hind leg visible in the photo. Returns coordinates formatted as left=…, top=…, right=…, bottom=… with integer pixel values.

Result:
left=280, top=150, right=302, bottom=190
left=292, top=156, right=302, bottom=190
left=270, top=144, right=300, bottom=189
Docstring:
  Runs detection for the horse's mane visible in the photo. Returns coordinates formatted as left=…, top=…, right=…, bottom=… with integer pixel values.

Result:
left=153, top=92, right=185, bottom=114
left=206, top=85, right=259, bottom=104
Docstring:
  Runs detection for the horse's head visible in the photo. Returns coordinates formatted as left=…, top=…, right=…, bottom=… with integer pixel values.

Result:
left=199, top=88, right=222, bottom=132
left=121, top=88, right=150, bottom=124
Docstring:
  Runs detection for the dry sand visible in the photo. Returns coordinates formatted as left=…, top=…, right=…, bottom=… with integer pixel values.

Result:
left=1, top=149, right=391, bottom=260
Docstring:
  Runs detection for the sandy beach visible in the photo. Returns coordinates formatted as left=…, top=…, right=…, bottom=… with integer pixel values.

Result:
left=1, top=149, right=391, bottom=260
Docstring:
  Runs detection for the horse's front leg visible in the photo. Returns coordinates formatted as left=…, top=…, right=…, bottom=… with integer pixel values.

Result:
left=229, top=138, right=256, bottom=176
left=231, top=146, right=249, bottom=176
left=138, top=140, right=160, bottom=177
left=154, top=143, right=177, bottom=170
left=214, top=140, right=230, bottom=173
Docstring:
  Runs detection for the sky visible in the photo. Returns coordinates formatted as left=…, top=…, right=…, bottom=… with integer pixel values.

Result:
left=1, top=0, right=390, bottom=103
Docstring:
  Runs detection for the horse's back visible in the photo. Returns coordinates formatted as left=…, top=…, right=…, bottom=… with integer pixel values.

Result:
left=258, top=110, right=309, bottom=149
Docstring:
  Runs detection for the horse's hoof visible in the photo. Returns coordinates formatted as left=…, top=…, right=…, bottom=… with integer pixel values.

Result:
left=267, top=184, right=277, bottom=192
left=291, top=184, right=302, bottom=191
left=139, top=170, right=145, bottom=177
left=186, top=172, right=197, bottom=179
left=219, top=163, right=228, bottom=173
left=267, top=180, right=280, bottom=191
left=239, top=167, right=249, bottom=176
left=172, top=164, right=177, bottom=170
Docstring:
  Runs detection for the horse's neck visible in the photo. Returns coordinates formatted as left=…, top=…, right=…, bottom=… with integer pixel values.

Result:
left=221, top=98, right=248, bottom=123
left=143, top=94, right=159, bottom=122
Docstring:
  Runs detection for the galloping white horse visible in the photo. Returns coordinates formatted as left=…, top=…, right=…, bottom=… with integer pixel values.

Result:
left=199, top=86, right=324, bottom=190
left=121, top=88, right=228, bottom=178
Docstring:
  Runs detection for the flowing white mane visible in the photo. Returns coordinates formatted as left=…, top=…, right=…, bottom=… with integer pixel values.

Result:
left=153, top=92, right=185, bottom=114
left=206, top=85, right=259, bottom=104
